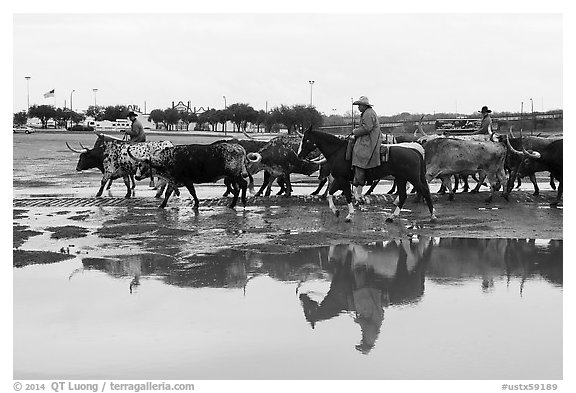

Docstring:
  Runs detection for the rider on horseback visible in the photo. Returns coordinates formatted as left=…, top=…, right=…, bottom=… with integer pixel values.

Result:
left=349, top=96, right=382, bottom=205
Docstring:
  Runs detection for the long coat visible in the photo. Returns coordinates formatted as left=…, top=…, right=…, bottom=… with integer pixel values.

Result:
left=474, top=114, right=492, bottom=135
left=127, top=119, right=146, bottom=142
left=352, top=107, right=382, bottom=169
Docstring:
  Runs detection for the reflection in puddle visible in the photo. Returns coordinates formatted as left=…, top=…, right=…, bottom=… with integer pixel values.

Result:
left=14, top=236, right=562, bottom=380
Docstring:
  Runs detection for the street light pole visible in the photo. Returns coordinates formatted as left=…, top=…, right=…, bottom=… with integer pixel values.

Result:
left=70, top=89, right=76, bottom=129
left=93, top=88, right=98, bottom=107
left=25, top=76, right=31, bottom=111
left=351, top=97, right=355, bottom=128
left=530, top=97, right=534, bottom=135
left=308, top=80, right=315, bottom=106
left=70, top=89, right=75, bottom=112
left=223, top=96, right=227, bottom=135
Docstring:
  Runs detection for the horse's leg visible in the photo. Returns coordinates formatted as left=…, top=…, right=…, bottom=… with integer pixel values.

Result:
left=386, top=178, right=407, bottom=223
left=387, top=179, right=397, bottom=195
left=342, top=180, right=355, bottom=222
left=326, top=178, right=342, bottom=217
left=322, top=175, right=333, bottom=198
left=364, top=180, right=379, bottom=196
left=311, top=178, right=327, bottom=195
left=419, top=166, right=437, bottom=222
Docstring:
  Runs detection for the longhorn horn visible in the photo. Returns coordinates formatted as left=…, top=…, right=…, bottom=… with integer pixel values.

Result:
left=246, top=152, right=262, bottom=163
left=65, top=142, right=88, bottom=154
left=296, top=129, right=304, bottom=138
left=522, top=145, right=542, bottom=159
left=307, top=154, right=327, bottom=164
left=415, top=115, right=427, bottom=136
left=516, top=128, right=540, bottom=158
left=506, top=134, right=524, bottom=156
left=79, top=142, right=89, bottom=150
left=242, top=131, right=255, bottom=140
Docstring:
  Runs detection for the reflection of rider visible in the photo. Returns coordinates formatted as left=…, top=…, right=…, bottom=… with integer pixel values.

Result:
left=352, top=267, right=385, bottom=354
left=300, top=239, right=431, bottom=354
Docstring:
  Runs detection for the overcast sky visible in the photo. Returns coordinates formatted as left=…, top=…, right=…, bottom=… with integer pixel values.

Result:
left=11, top=8, right=564, bottom=117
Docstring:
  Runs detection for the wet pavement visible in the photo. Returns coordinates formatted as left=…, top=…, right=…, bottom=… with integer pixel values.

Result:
left=14, top=236, right=562, bottom=379
left=12, top=132, right=564, bottom=380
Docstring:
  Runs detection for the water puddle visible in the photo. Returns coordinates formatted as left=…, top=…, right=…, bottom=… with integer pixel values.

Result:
left=13, top=236, right=562, bottom=380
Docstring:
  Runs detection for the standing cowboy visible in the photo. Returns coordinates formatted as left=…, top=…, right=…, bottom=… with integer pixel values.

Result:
left=125, top=111, right=146, bottom=143
left=350, top=96, right=383, bottom=203
left=472, top=106, right=493, bottom=135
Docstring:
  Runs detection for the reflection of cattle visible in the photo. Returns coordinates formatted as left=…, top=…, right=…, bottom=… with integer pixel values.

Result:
left=247, top=135, right=320, bottom=197
left=425, top=237, right=563, bottom=291
left=299, top=238, right=432, bottom=354
left=66, top=136, right=173, bottom=198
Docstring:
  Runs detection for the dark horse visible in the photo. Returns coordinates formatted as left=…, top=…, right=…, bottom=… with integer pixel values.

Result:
left=297, top=128, right=437, bottom=223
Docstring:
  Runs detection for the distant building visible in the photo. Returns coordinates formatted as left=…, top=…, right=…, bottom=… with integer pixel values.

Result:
left=84, top=113, right=155, bottom=132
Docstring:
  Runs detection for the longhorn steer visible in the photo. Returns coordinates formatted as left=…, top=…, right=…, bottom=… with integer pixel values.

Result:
left=504, top=133, right=562, bottom=197
left=506, top=135, right=562, bottom=206
left=66, top=137, right=173, bottom=198
left=247, top=135, right=320, bottom=197
left=424, top=137, right=507, bottom=203
left=128, top=142, right=261, bottom=209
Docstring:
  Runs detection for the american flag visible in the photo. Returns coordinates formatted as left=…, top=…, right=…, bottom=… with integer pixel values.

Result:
left=43, top=89, right=55, bottom=98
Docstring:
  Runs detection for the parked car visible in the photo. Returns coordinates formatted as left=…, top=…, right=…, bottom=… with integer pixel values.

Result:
left=13, top=126, right=35, bottom=134
left=67, top=125, right=95, bottom=131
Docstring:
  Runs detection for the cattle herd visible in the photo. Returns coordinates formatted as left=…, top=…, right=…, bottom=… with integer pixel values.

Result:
left=65, top=125, right=563, bottom=223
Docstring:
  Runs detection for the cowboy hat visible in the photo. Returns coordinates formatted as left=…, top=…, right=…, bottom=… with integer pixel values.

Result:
left=479, top=106, right=492, bottom=114
left=127, top=111, right=138, bottom=117
left=353, top=96, right=373, bottom=107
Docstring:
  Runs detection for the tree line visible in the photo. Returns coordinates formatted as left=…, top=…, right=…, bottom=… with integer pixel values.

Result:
left=14, top=103, right=562, bottom=133
left=13, top=103, right=324, bottom=134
